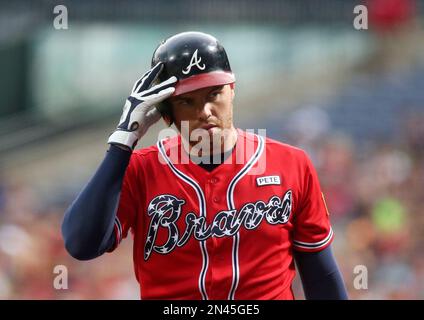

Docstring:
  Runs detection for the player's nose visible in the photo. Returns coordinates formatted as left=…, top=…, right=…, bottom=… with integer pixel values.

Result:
left=197, top=102, right=213, bottom=121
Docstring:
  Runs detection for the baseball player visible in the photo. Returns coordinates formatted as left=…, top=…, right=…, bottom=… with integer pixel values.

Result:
left=62, top=32, right=348, bottom=300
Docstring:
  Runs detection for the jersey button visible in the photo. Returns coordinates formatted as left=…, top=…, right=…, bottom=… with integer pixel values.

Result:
left=213, top=197, right=220, bottom=203
left=211, top=177, right=219, bottom=184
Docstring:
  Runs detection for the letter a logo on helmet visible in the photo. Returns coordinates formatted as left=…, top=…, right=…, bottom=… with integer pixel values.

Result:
left=182, top=49, right=206, bottom=75
left=152, top=31, right=235, bottom=97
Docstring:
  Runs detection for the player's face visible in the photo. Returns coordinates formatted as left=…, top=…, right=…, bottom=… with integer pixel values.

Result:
left=168, top=84, right=236, bottom=154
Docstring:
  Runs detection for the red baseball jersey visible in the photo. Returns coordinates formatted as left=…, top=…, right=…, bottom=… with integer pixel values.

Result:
left=109, top=129, right=333, bottom=299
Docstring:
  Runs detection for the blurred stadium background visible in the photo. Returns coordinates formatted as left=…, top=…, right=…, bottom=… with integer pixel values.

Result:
left=0, top=0, right=423, bottom=299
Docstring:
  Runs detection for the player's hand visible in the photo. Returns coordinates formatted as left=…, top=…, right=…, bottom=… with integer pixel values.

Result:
left=108, top=63, right=177, bottom=150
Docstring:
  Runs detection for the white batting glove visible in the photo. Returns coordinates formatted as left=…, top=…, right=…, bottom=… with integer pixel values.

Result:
left=108, top=63, right=177, bottom=149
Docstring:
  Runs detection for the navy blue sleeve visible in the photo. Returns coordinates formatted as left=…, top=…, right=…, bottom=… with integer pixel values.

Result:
left=294, top=245, right=348, bottom=300
left=61, top=145, right=132, bottom=260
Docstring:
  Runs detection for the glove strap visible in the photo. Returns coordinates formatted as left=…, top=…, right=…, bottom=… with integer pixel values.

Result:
left=108, top=130, right=138, bottom=150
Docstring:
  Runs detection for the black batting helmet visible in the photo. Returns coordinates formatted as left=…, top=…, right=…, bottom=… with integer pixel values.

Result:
left=151, top=31, right=235, bottom=123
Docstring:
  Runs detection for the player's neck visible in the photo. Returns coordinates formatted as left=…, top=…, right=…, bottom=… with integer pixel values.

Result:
left=183, top=126, right=238, bottom=158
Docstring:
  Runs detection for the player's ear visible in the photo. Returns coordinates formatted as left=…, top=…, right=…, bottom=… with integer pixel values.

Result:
left=162, top=115, right=172, bottom=127
left=229, top=83, right=235, bottom=101
left=158, top=100, right=174, bottom=127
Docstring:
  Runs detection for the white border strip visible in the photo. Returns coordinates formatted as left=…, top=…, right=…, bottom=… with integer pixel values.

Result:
left=114, top=216, right=123, bottom=244
left=157, top=139, right=209, bottom=300
left=293, top=227, right=334, bottom=250
left=226, top=134, right=265, bottom=300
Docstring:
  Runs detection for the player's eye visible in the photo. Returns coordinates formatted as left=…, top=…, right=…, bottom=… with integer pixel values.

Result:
left=177, top=99, right=190, bottom=106
left=209, top=90, right=221, bottom=99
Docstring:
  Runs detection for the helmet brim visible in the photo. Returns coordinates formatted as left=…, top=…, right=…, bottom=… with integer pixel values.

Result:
left=173, top=71, right=235, bottom=96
